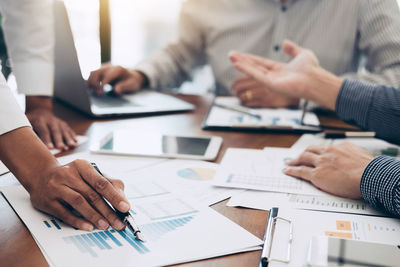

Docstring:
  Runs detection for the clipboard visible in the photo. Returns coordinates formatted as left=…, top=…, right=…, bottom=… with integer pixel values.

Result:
left=202, top=98, right=323, bottom=134
left=260, top=207, right=293, bottom=267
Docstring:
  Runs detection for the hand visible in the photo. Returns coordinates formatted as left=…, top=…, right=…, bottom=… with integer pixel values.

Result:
left=26, top=96, right=77, bottom=150
left=88, top=64, right=147, bottom=95
left=229, top=40, right=343, bottom=110
left=232, top=76, right=299, bottom=108
left=29, top=159, right=130, bottom=231
left=284, top=142, right=374, bottom=199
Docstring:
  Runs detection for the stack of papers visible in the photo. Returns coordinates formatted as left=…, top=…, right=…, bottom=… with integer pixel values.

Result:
left=2, top=186, right=262, bottom=267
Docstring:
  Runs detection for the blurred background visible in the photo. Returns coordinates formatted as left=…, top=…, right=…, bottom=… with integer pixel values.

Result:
left=61, top=0, right=400, bottom=95
left=64, top=0, right=214, bottom=95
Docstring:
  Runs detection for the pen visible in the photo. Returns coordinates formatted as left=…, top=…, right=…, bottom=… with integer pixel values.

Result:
left=214, top=103, right=262, bottom=120
left=324, top=131, right=376, bottom=139
left=91, top=163, right=146, bottom=242
left=260, top=207, right=279, bottom=267
left=300, top=100, right=308, bottom=125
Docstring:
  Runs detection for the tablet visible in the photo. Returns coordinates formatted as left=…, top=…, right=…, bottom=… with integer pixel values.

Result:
left=90, top=130, right=223, bottom=161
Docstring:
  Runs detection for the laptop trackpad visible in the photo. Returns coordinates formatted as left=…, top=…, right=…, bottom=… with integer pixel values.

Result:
left=90, top=92, right=141, bottom=108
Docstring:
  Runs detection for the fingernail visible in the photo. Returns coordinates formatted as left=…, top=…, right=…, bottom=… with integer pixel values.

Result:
left=118, top=201, right=130, bottom=212
left=47, top=143, right=54, bottom=149
left=114, top=219, right=125, bottom=230
left=82, top=222, right=94, bottom=232
left=97, top=219, right=109, bottom=230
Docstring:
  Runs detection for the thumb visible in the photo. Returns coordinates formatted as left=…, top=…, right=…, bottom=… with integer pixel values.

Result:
left=282, top=40, right=303, bottom=58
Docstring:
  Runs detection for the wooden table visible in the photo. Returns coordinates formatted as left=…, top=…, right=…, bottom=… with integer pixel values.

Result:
left=0, top=94, right=351, bottom=267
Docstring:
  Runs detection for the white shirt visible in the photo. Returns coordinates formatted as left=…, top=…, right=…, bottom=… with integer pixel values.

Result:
left=136, top=0, right=400, bottom=96
left=0, top=0, right=54, bottom=135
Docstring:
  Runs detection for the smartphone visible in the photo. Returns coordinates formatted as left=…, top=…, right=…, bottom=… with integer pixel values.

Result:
left=91, top=130, right=223, bottom=160
left=307, top=236, right=400, bottom=267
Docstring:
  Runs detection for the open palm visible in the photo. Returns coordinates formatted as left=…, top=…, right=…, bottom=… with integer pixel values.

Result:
left=230, top=40, right=319, bottom=99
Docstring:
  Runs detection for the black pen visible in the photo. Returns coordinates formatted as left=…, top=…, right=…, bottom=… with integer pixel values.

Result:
left=91, top=163, right=146, bottom=242
left=324, top=131, right=376, bottom=139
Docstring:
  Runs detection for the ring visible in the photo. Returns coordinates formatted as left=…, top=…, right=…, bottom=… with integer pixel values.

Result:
left=246, top=90, right=253, bottom=101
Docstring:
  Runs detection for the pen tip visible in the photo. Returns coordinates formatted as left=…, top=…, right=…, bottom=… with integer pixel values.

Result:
left=136, top=232, right=146, bottom=242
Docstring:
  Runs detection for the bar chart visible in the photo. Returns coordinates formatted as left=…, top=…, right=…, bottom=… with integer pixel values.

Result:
left=43, top=219, right=62, bottom=230
left=135, top=198, right=198, bottom=220
left=63, top=215, right=195, bottom=257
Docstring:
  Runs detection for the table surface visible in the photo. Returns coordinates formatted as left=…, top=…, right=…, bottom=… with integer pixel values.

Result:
left=0, top=94, right=353, bottom=267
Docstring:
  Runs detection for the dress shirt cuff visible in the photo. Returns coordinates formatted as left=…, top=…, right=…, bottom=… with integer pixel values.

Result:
left=134, top=62, right=159, bottom=90
left=361, top=155, right=400, bottom=217
left=0, top=87, right=30, bottom=135
left=12, top=61, right=54, bottom=96
left=335, top=79, right=376, bottom=128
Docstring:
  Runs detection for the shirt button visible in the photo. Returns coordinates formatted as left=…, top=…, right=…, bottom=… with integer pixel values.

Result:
left=274, top=45, right=280, bottom=52
left=281, top=6, right=287, bottom=12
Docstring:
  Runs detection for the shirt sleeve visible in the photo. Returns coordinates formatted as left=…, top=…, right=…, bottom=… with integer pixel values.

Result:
left=0, top=0, right=54, bottom=96
left=134, top=0, right=205, bottom=90
left=336, top=79, right=400, bottom=145
left=361, top=156, right=400, bottom=217
left=340, top=0, right=400, bottom=87
left=0, top=74, right=30, bottom=135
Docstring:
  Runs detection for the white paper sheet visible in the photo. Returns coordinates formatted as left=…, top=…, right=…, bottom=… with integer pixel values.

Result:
left=268, top=209, right=400, bottom=267
left=291, top=134, right=400, bottom=158
left=2, top=186, right=262, bottom=267
left=205, top=97, right=320, bottom=129
left=227, top=190, right=385, bottom=216
left=128, top=159, right=242, bottom=206
left=0, top=135, right=89, bottom=176
left=213, top=148, right=326, bottom=196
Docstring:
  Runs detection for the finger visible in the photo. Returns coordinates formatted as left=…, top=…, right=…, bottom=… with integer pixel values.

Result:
left=70, top=182, right=126, bottom=230
left=60, top=187, right=113, bottom=230
left=305, top=145, right=326, bottom=155
left=101, top=67, right=125, bottom=89
left=243, top=100, right=263, bottom=108
left=234, top=61, right=271, bottom=88
left=75, top=160, right=130, bottom=213
left=113, top=79, right=139, bottom=95
left=88, top=69, right=105, bottom=94
left=62, top=125, right=77, bottom=148
left=48, top=201, right=94, bottom=231
left=284, top=165, right=314, bottom=182
left=282, top=40, right=303, bottom=58
left=34, top=121, right=54, bottom=149
left=49, top=122, right=67, bottom=150
left=286, top=151, right=319, bottom=167
left=232, top=77, right=259, bottom=95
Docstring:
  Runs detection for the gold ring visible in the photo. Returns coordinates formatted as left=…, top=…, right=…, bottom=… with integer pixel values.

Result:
left=246, top=90, right=253, bottom=101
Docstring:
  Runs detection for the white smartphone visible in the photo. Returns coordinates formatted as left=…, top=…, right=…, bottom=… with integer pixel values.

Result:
left=90, top=130, right=223, bottom=161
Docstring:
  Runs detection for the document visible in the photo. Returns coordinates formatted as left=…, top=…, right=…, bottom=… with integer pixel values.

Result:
left=291, top=134, right=400, bottom=158
left=227, top=190, right=385, bottom=216
left=128, top=159, right=241, bottom=206
left=268, top=208, right=400, bottom=267
left=203, top=97, right=320, bottom=131
left=0, top=135, right=89, bottom=176
left=213, top=148, right=326, bottom=196
left=2, top=186, right=262, bottom=267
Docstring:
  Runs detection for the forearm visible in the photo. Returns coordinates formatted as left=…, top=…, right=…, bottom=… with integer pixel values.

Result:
left=0, top=127, right=59, bottom=192
left=336, top=79, right=400, bottom=144
left=26, top=95, right=53, bottom=112
left=302, top=67, right=343, bottom=111
left=361, top=156, right=400, bottom=217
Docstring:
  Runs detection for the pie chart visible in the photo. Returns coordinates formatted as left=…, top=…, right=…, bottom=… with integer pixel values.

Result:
left=177, top=168, right=216, bottom=181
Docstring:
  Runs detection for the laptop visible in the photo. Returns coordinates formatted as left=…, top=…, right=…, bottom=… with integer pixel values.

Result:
left=53, top=1, right=194, bottom=117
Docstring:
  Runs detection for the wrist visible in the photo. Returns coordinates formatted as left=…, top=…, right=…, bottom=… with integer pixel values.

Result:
left=26, top=96, right=53, bottom=112
left=304, top=67, right=343, bottom=111
left=132, top=70, right=149, bottom=89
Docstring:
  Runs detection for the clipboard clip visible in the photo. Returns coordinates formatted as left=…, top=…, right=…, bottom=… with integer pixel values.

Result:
left=267, top=217, right=293, bottom=263
left=260, top=208, right=293, bottom=267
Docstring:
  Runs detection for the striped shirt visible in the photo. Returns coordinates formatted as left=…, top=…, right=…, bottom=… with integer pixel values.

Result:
left=136, top=0, right=400, bottom=96
left=337, top=79, right=400, bottom=217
